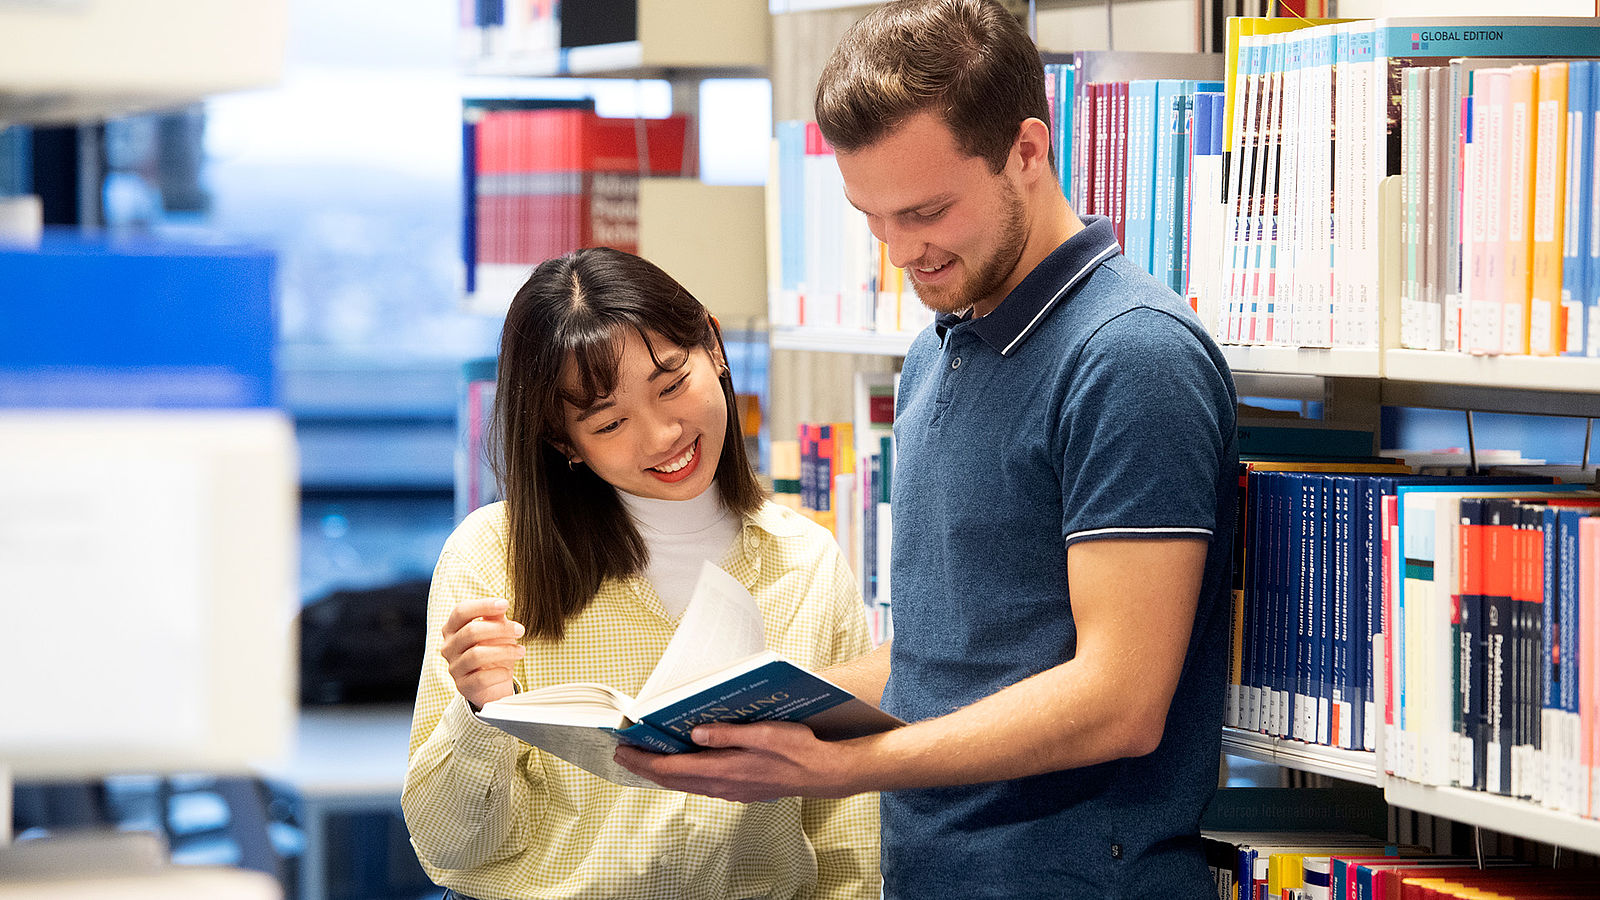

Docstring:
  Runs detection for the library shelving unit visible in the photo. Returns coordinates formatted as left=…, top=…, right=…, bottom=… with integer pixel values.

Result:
left=763, top=0, right=1600, bottom=863
left=457, top=0, right=770, bottom=326
left=466, top=0, right=770, bottom=79
left=0, top=0, right=287, bottom=126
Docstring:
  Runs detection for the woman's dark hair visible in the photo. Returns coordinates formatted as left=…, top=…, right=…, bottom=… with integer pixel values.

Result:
left=491, top=247, right=764, bottom=640
left=814, top=0, right=1052, bottom=175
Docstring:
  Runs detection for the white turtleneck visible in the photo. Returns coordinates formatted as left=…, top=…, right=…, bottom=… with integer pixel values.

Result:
left=615, top=484, right=740, bottom=618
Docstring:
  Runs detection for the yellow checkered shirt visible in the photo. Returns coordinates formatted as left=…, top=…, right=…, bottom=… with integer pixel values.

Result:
left=403, top=500, right=881, bottom=900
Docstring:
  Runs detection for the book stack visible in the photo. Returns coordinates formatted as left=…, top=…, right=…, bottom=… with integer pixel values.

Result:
left=462, top=103, right=692, bottom=305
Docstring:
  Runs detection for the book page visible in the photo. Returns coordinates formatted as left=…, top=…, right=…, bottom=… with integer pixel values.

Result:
left=634, top=561, right=764, bottom=706
left=485, top=682, right=634, bottom=722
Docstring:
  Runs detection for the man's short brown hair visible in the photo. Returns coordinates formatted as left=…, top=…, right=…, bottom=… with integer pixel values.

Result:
left=813, top=0, right=1052, bottom=174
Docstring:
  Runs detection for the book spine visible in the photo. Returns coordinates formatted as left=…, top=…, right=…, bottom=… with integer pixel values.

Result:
left=613, top=720, right=695, bottom=754
left=1484, top=497, right=1516, bottom=795
left=1562, top=61, right=1592, bottom=356
left=1531, top=62, right=1569, bottom=357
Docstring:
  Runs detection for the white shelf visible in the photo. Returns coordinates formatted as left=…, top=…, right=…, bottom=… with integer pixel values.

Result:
left=464, top=0, right=768, bottom=79
left=1220, top=345, right=1383, bottom=379
left=770, top=327, right=918, bottom=355
left=1382, top=778, right=1600, bottom=856
left=1222, top=729, right=1382, bottom=786
left=1383, top=349, right=1600, bottom=394
left=0, top=1, right=286, bottom=126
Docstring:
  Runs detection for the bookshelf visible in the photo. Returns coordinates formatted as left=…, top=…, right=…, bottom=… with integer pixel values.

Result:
left=764, top=0, right=1600, bottom=865
left=1222, top=728, right=1382, bottom=787
left=464, top=0, right=769, bottom=78
left=0, top=0, right=287, bottom=125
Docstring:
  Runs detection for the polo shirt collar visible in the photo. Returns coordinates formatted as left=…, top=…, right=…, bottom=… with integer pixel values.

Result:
left=935, top=214, right=1121, bottom=356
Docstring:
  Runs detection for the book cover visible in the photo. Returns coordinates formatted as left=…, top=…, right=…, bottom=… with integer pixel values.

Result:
left=475, top=562, right=903, bottom=789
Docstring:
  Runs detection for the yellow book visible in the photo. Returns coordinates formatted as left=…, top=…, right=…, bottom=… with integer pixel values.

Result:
left=1530, top=61, right=1569, bottom=356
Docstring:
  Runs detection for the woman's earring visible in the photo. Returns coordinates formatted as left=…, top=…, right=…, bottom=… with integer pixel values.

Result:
left=718, top=365, right=730, bottom=378
left=568, top=458, right=580, bottom=470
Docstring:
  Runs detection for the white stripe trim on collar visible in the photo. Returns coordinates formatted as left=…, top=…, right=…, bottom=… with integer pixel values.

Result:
left=1000, top=241, right=1121, bottom=357
left=1065, top=525, right=1215, bottom=543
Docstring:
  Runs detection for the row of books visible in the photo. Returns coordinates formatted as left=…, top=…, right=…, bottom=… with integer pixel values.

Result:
left=1208, top=16, right=1600, bottom=355
left=1204, top=829, right=1600, bottom=899
left=768, top=120, right=933, bottom=337
left=1399, top=58, right=1600, bottom=358
left=1054, top=54, right=1225, bottom=296
left=460, top=103, right=691, bottom=304
left=1387, top=486, right=1600, bottom=817
left=769, top=374, right=897, bottom=645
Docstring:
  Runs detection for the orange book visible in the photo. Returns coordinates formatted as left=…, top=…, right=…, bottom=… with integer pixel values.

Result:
left=1529, top=62, right=1569, bottom=356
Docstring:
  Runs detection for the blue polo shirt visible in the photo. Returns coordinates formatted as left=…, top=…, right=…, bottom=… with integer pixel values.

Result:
left=881, top=215, right=1238, bottom=899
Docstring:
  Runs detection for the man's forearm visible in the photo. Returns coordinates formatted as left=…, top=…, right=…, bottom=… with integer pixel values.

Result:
left=822, top=641, right=892, bottom=706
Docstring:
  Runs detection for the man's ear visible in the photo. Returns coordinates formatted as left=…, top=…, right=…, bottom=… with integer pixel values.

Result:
left=1013, top=117, right=1052, bottom=178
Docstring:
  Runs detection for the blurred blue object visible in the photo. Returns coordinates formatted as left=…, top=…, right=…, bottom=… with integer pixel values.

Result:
left=0, top=229, right=276, bottom=408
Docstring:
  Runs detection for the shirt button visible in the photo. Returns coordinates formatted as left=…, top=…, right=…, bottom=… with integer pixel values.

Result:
left=950, top=356, right=962, bottom=370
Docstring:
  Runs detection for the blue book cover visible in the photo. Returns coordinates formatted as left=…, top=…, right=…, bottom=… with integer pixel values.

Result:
left=1561, top=60, right=1592, bottom=356
left=633, top=654, right=900, bottom=746
left=1125, top=79, right=1161, bottom=273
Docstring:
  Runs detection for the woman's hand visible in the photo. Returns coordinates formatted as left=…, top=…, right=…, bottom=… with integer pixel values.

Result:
left=440, top=597, right=526, bottom=710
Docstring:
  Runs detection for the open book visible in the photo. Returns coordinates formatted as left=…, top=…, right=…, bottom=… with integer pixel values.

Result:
left=475, top=562, right=903, bottom=789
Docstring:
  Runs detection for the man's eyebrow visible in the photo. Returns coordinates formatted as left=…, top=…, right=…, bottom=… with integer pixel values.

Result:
left=843, top=190, right=955, bottom=218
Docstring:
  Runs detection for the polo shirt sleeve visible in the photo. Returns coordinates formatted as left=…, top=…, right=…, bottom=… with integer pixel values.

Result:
left=1058, top=306, right=1231, bottom=546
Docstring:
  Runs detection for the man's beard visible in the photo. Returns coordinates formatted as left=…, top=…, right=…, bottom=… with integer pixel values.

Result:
left=909, top=180, right=1028, bottom=316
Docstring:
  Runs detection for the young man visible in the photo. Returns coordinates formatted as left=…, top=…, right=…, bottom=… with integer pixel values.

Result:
left=616, top=1, right=1238, bottom=896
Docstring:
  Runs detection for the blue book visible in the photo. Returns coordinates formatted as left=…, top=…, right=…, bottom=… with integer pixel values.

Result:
left=1562, top=60, right=1592, bottom=356
left=462, top=115, right=478, bottom=295
left=1330, top=475, right=1359, bottom=749
left=1540, top=504, right=1561, bottom=776
left=1125, top=79, right=1161, bottom=273
left=1150, top=78, right=1188, bottom=291
left=776, top=121, right=808, bottom=296
left=1060, top=64, right=1075, bottom=192
left=476, top=563, right=903, bottom=788
left=1292, top=472, right=1316, bottom=741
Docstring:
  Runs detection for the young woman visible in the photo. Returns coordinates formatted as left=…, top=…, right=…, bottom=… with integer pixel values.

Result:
left=402, top=247, right=879, bottom=900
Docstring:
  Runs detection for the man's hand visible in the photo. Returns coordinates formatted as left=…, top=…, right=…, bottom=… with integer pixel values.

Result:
left=613, top=721, right=863, bottom=802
